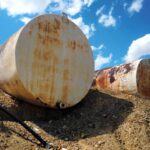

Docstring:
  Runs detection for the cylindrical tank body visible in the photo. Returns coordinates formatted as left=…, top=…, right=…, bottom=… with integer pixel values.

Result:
left=0, top=14, right=94, bottom=108
left=92, top=59, right=150, bottom=98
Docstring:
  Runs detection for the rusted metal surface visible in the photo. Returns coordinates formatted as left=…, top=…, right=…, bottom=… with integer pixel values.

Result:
left=92, top=59, right=150, bottom=98
left=136, top=59, right=150, bottom=98
left=0, top=14, right=94, bottom=108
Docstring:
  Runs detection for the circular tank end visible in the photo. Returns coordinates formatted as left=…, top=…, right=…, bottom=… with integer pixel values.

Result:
left=137, top=59, right=150, bottom=98
left=15, top=14, right=94, bottom=108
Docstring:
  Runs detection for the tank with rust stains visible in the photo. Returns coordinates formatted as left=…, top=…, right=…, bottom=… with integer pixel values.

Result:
left=0, top=14, right=94, bottom=108
left=92, top=59, right=150, bottom=98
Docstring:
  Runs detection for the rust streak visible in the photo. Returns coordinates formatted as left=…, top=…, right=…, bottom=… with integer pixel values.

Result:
left=49, top=57, right=56, bottom=105
left=28, top=29, right=32, bottom=36
left=68, top=40, right=76, bottom=51
left=43, top=51, right=51, bottom=60
left=97, top=74, right=108, bottom=89
left=53, top=18, right=61, bottom=31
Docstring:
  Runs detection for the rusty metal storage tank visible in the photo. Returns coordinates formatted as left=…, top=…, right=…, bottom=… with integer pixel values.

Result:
left=0, top=14, right=94, bottom=108
left=92, top=59, right=150, bottom=98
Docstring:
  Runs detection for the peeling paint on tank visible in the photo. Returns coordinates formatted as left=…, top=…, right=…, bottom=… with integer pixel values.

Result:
left=93, top=59, right=150, bottom=98
left=137, top=59, right=150, bottom=98
left=97, top=73, right=108, bottom=89
left=109, top=68, right=116, bottom=83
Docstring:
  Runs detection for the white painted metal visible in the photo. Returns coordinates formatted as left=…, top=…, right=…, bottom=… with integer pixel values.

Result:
left=0, top=14, right=94, bottom=108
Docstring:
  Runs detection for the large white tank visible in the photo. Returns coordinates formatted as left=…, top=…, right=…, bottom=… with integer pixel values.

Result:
left=0, top=14, right=94, bottom=108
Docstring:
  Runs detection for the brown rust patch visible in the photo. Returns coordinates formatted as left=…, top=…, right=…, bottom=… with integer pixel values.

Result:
left=77, top=43, right=85, bottom=51
left=37, top=30, right=61, bottom=47
left=6, top=82, right=10, bottom=86
left=28, top=29, right=32, bottom=36
left=123, top=63, right=132, bottom=74
left=53, top=18, right=61, bottom=31
left=139, top=87, right=150, bottom=97
left=63, top=70, right=70, bottom=80
left=38, top=33, right=42, bottom=40
left=38, top=20, right=60, bottom=36
left=43, top=51, right=51, bottom=60
left=109, top=68, right=116, bottom=83
left=15, top=80, right=19, bottom=85
left=38, top=21, right=50, bottom=33
left=49, top=37, right=61, bottom=46
left=38, top=22, right=44, bottom=31
left=110, top=76, right=115, bottom=83
left=97, top=74, right=108, bottom=89
left=62, top=84, right=69, bottom=103
left=68, top=40, right=76, bottom=51
left=62, top=16, right=69, bottom=24
left=107, top=63, right=132, bottom=84
left=137, top=61, right=150, bottom=98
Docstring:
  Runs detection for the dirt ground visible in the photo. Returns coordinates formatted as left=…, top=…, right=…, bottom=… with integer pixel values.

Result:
left=0, top=89, right=150, bottom=150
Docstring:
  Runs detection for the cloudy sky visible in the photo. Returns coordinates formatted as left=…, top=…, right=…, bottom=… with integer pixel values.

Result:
left=0, top=0, right=150, bottom=70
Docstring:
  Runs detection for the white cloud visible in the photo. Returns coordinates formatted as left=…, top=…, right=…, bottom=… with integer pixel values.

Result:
left=0, top=0, right=96, bottom=17
left=20, top=17, right=31, bottom=24
left=96, top=5, right=105, bottom=16
left=71, top=17, right=95, bottom=38
left=91, top=44, right=112, bottom=70
left=0, top=0, right=50, bottom=16
left=48, top=0, right=95, bottom=16
left=84, top=0, right=95, bottom=7
left=99, top=15, right=116, bottom=27
left=124, top=34, right=150, bottom=62
left=0, top=0, right=96, bottom=36
left=128, top=0, right=143, bottom=14
left=91, top=44, right=104, bottom=51
left=91, top=24, right=96, bottom=32
left=98, top=7, right=116, bottom=27
left=59, top=0, right=83, bottom=16
left=95, top=53, right=112, bottom=70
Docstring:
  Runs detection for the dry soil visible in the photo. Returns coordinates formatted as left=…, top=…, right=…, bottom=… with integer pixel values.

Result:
left=0, top=89, right=150, bottom=150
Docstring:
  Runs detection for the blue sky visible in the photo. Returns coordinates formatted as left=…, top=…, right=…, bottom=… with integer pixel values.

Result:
left=0, top=0, right=150, bottom=70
